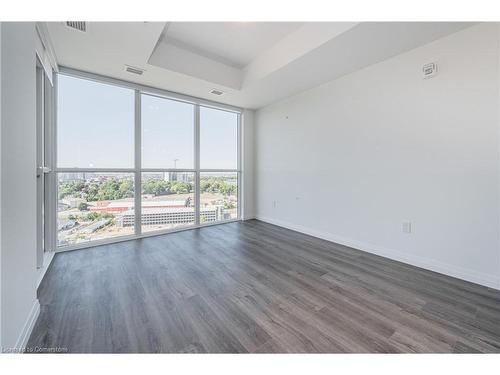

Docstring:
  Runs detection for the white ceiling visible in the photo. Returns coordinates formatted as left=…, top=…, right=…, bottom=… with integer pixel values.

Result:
left=46, top=22, right=475, bottom=109
left=164, top=22, right=303, bottom=68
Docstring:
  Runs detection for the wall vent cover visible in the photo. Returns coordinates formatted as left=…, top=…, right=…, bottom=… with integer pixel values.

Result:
left=66, top=21, right=87, bottom=32
left=422, top=62, right=437, bottom=79
left=125, top=66, right=145, bottom=75
left=210, top=89, right=224, bottom=96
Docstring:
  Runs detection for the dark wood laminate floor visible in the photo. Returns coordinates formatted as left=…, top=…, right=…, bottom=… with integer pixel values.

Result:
left=27, top=220, right=500, bottom=353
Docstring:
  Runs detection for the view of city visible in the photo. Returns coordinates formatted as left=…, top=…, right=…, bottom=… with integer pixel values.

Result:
left=57, top=172, right=238, bottom=245
left=57, top=74, right=239, bottom=247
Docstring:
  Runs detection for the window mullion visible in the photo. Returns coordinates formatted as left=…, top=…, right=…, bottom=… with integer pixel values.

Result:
left=237, top=112, right=242, bottom=220
left=194, top=104, right=201, bottom=226
left=134, top=90, right=142, bottom=236
left=47, top=73, right=58, bottom=252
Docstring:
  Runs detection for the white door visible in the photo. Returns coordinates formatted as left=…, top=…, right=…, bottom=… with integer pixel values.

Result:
left=36, top=61, right=55, bottom=267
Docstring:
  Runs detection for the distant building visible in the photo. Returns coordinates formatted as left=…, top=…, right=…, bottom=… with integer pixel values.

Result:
left=58, top=172, right=87, bottom=182
left=89, top=199, right=189, bottom=213
left=163, top=172, right=191, bottom=183
left=61, top=197, right=85, bottom=208
left=117, top=206, right=223, bottom=227
left=58, top=202, right=70, bottom=211
left=58, top=220, right=76, bottom=231
left=79, top=219, right=112, bottom=234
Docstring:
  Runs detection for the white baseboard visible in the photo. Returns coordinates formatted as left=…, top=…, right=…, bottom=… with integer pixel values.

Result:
left=13, top=299, right=40, bottom=352
left=256, top=216, right=500, bottom=290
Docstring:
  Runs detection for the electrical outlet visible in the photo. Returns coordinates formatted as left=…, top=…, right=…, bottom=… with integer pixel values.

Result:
left=402, top=221, right=412, bottom=234
left=272, top=200, right=278, bottom=209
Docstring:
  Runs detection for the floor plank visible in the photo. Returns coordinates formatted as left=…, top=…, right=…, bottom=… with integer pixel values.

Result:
left=27, top=220, right=500, bottom=353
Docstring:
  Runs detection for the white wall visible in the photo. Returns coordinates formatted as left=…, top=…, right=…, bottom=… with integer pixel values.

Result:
left=0, top=21, right=3, bottom=348
left=255, top=23, right=500, bottom=289
left=242, top=109, right=255, bottom=220
left=1, top=22, right=39, bottom=350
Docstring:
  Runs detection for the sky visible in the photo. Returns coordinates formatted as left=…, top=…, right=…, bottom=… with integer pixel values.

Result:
left=57, top=74, right=238, bottom=170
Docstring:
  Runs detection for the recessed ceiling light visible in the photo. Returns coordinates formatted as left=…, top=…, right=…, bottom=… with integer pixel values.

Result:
left=210, top=89, right=224, bottom=96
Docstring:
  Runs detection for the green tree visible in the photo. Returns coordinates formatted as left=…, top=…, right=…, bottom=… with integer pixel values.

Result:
left=102, top=212, right=115, bottom=219
left=78, top=202, right=89, bottom=211
left=200, top=177, right=236, bottom=196
left=84, top=212, right=102, bottom=221
left=83, top=178, right=134, bottom=201
left=143, top=179, right=171, bottom=196
left=224, top=201, right=236, bottom=209
left=118, top=179, right=134, bottom=197
left=171, top=181, right=192, bottom=194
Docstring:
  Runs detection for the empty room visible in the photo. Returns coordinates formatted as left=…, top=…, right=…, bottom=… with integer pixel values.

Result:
left=1, top=1, right=500, bottom=371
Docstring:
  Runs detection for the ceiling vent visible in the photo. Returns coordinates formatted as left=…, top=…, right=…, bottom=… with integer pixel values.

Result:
left=210, top=89, right=224, bottom=96
left=125, top=65, right=144, bottom=76
left=66, top=21, right=87, bottom=32
left=125, top=65, right=145, bottom=75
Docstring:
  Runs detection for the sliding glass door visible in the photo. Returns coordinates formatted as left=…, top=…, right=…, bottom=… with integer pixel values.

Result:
left=54, top=72, right=241, bottom=250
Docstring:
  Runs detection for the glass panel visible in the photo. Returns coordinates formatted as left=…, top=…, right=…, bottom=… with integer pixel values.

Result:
left=200, top=107, right=238, bottom=169
left=57, top=75, right=134, bottom=168
left=141, top=172, right=195, bottom=233
left=142, top=94, right=194, bottom=169
left=57, top=173, right=135, bottom=246
left=200, top=172, right=238, bottom=223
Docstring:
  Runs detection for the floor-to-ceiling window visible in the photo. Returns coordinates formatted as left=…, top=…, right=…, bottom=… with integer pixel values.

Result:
left=54, top=71, right=241, bottom=249
left=199, top=107, right=239, bottom=222
left=141, top=94, right=196, bottom=233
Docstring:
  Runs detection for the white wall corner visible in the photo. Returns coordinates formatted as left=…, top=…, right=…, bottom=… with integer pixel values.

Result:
left=36, top=251, right=55, bottom=289
left=0, top=21, right=3, bottom=350
left=497, top=22, right=500, bottom=292
left=35, top=22, right=58, bottom=72
left=0, top=21, right=39, bottom=352
left=242, top=109, right=256, bottom=220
